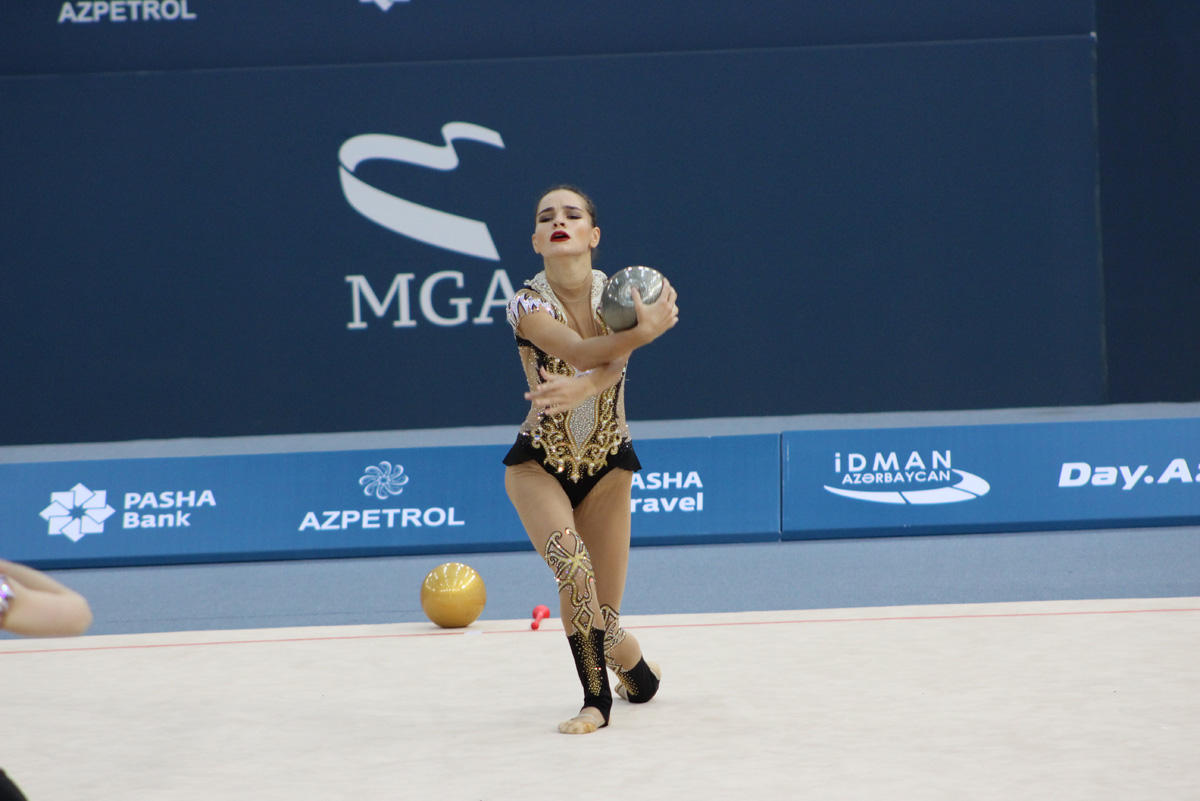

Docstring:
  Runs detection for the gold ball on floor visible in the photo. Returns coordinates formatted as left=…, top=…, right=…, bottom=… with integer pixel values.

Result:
left=420, top=562, right=487, bottom=628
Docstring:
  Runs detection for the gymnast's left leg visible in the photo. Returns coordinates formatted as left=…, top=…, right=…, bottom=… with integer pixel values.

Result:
left=505, top=462, right=612, bottom=734
left=574, top=468, right=661, bottom=704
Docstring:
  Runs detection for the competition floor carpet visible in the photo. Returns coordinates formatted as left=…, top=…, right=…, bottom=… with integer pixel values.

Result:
left=4, top=597, right=1199, bottom=800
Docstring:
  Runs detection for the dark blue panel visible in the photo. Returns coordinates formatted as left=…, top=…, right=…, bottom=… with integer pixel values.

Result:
left=0, top=0, right=1095, bottom=76
left=0, top=38, right=1101, bottom=444
left=1097, top=0, right=1200, bottom=403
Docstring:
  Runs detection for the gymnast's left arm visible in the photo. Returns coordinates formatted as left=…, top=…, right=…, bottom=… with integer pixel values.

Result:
left=0, top=558, right=94, bottom=637
left=525, top=357, right=628, bottom=416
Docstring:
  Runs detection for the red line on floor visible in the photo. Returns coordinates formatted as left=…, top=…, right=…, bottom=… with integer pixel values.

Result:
left=2, top=605, right=1197, bottom=656
left=623, top=606, right=1200, bottom=631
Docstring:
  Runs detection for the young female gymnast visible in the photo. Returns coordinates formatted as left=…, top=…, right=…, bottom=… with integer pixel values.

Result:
left=503, top=185, right=679, bottom=734
left=0, top=559, right=92, bottom=638
left=1, top=558, right=94, bottom=800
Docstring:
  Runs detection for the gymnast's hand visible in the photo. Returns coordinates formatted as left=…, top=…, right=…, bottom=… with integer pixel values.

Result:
left=526, top=366, right=597, bottom=416
left=632, top=277, right=679, bottom=343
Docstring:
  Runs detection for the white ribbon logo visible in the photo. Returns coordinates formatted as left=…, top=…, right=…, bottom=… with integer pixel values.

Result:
left=338, top=122, right=505, bottom=261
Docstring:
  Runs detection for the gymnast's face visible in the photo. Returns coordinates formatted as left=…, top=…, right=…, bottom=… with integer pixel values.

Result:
left=532, top=189, right=600, bottom=258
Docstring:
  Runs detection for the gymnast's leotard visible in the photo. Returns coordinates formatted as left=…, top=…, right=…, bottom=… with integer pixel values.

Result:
left=502, top=270, right=641, bottom=508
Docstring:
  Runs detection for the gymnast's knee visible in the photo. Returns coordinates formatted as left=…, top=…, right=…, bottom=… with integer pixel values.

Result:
left=541, top=528, right=599, bottom=632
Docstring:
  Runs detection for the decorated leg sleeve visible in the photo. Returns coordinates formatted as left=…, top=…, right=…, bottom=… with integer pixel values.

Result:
left=566, top=626, right=612, bottom=725
left=601, top=603, right=660, bottom=704
left=600, top=603, right=628, bottom=670
left=542, top=528, right=598, bottom=635
left=612, top=657, right=660, bottom=704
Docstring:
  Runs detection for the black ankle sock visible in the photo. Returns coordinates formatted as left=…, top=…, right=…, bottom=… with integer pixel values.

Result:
left=567, top=627, right=612, bottom=724
left=616, top=657, right=660, bottom=704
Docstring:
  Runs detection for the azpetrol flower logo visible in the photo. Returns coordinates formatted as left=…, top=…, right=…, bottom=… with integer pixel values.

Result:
left=360, top=0, right=410, bottom=11
left=39, top=483, right=117, bottom=542
left=359, top=461, right=410, bottom=500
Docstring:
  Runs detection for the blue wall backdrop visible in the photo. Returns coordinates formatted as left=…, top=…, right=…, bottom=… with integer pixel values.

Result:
left=7, top=1, right=1197, bottom=448
left=0, top=33, right=1103, bottom=444
left=0, top=1, right=1094, bottom=74
left=1096, top=0, right=1200, bottom=404
left=0, top=1, right=1114, bottom=445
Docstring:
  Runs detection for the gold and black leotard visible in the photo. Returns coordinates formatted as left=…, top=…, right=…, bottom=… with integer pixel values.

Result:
left=502, top=269, right=641, bottom=507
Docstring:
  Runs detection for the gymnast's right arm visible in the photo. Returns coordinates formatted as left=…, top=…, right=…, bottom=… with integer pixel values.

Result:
left=517, top=280, right=679, bottom=370
left=0, top=559, right=93, bottom=637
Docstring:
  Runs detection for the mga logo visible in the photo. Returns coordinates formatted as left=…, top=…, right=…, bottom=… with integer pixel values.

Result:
left=339, top=122, right=515, bottom=329
left=823, top=449, right=991, bottom=505
left=339, top=122, right=505, bottom=260
left=39, top=483, right=117, bottom=542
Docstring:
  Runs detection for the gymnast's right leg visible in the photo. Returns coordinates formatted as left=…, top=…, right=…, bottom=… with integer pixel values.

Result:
left=505, top=462, right=612, bottom=734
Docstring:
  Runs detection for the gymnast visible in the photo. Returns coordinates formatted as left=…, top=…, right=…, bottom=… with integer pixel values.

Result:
left=1, top=558, right=94, bottom=800
left=502, top=185, right=679, bottom=733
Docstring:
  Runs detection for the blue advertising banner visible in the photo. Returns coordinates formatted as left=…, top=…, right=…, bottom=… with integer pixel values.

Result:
left=629, top=435, right=780, bottom=546
left=0, top=38, right=1103, bottom=445
left=1, top=446, right=519, bottom=567
left=0, top=0, right=1094, bottom=76
left=782, top=418, right=1200, bottom=538
left=0, top=434, right=779, bottom=567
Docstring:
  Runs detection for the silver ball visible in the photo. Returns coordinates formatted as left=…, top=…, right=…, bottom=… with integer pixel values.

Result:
left=600, top=266, right=664, bottom=331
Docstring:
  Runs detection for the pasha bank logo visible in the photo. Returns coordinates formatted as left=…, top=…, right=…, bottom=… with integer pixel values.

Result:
left=823, top=449, right=991, bottom=505
left=38, top=483, right=117, bottom=542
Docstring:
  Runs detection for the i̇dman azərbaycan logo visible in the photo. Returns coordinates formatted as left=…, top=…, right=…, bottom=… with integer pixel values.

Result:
left=823, top=449, right=990, bottom=505
left=297, top=460, right=466, bottom=531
